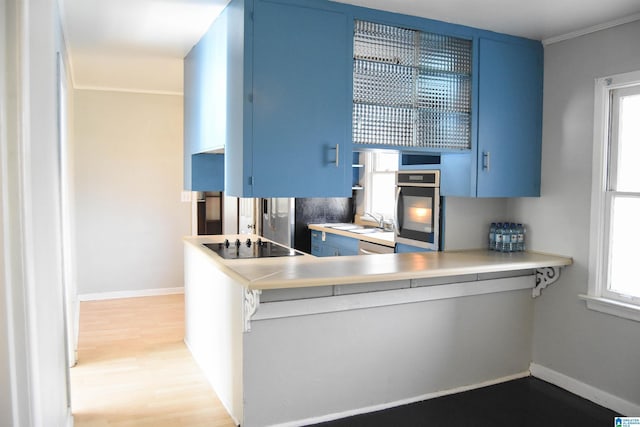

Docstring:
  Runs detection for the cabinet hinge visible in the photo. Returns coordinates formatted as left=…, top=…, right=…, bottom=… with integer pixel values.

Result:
left=248, top=176, right=253, bottom=186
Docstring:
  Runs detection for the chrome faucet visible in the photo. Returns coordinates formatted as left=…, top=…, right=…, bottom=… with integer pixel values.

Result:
left=363, top=212, right=384, bottom=228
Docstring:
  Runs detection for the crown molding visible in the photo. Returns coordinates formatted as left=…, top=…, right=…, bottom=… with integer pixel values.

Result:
left=543, top=13, right=640, bottom=46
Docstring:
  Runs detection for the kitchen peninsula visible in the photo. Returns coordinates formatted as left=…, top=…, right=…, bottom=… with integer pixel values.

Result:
left=184, top=235, right=571, bottom=427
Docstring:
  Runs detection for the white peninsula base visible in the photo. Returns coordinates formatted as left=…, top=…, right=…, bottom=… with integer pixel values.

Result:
left=184, top=236, right=572, bottom=427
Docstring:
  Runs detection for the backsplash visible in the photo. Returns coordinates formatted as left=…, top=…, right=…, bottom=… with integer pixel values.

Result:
left=294, top=198, right=354, bottom=253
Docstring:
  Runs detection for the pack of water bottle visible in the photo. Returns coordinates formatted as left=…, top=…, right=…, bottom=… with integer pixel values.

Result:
left=488, top=222, right=526, bottom=252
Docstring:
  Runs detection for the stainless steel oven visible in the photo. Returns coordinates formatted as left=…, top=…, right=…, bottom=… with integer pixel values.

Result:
left=395, top=170, right=440, bottom=250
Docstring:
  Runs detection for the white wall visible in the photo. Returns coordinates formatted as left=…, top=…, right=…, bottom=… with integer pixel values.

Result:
left=73, top=90, right=191, bottom=296
left=512, top=20, right=640, bottom=407
left=444, top=197, right=508, bottom=250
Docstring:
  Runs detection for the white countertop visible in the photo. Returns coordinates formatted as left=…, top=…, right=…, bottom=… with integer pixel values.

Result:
left=308, top=223, right=395, bottom=247
left=184, top=235, right=573, bottom=291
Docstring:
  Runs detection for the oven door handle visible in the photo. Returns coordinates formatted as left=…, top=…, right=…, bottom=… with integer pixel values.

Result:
left=395, top=187, right=403, bottom=233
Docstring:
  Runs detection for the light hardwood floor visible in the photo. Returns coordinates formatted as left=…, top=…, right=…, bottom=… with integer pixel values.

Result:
left=70, top=294, right=237, bottom=427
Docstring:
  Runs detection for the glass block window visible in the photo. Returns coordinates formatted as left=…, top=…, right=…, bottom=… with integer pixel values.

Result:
left=353, top=20, right=472, bottom=150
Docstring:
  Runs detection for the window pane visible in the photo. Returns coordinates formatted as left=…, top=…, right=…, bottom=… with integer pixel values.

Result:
left=616, top=93, right=640, bottom=192
left=373, top=152, right=399, bottom=172
left=370, top=172, right=396, bottom=219
left=608, top=196, right=640, bottom=298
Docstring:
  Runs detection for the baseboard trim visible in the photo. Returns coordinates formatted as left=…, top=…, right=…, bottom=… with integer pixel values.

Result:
left=530, top=363, right=640, bottom=416
left=78, top=287, right=184, bottom=301
left=274, top=371, right=530, bottom=427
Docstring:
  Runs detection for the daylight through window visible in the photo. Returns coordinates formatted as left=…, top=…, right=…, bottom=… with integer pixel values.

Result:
left=585, top=71, right=640, bottom=321
left=606, top=86, right=640, bottom=301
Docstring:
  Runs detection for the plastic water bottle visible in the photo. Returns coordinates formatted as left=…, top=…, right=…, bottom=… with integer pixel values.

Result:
left=509, top=223, right=518, bottom=252
left=495, top=222, right=504, bottom=252
left=517, top=223, right=526, bottom=252
left=502, top=222, right=513, bottom=252
left=489, top=222, right=496, bottom=250
left=502, top=223, right=512, bottom=252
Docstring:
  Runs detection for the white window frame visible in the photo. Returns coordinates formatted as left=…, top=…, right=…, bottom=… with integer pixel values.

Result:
left=360, top=151, right=398, bottom=224
left=582, top=70, right=640, bottom=322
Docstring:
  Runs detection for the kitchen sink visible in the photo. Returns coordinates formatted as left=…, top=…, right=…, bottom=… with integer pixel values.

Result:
left=324, top=223, right=361, bottom=231
left=325, top=224, right=386, bottom=234
left=350, top=227, right=386, bottom=234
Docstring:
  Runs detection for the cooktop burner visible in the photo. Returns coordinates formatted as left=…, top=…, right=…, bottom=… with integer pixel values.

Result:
left=203, top=238, right=302, bottom=259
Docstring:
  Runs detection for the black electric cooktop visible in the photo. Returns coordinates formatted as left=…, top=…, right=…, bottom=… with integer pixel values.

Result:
left=203, top=238, right=302, bottom=259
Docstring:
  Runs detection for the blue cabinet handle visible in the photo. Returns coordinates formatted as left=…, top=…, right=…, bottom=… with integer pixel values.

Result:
left=482, top=151, right=491, bottom=171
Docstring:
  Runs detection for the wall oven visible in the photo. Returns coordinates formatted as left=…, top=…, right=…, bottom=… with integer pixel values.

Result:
left=395, top=170, right=440, bottom=250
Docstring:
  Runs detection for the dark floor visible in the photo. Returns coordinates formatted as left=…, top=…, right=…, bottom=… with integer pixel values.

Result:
left=311, top=377, right=619, bottom=427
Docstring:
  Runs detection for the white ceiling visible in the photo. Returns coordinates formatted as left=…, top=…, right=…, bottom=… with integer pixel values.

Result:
left=60, top=0, right=231, bottom=94
left=60, top=0, right=640, bottom=94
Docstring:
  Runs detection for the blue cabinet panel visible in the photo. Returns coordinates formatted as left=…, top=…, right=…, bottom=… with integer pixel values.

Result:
left=311, top=230, right=358, bottom=257
left=183, top=8, right=231, bottom=190
left=222, top=0, right=253, bottom=197
left=191, top=153, right=224, bottom=191
left=440, top=153, right=475, bottom=197
left=311, top=230, right=324, bottom=256
left=477, top=38, right=542, bottom=197
left=399, top=152, right=475, bottom=197
left=251, top=1, right=351, bottom=197
left=325, top=233, right=358, bottom=256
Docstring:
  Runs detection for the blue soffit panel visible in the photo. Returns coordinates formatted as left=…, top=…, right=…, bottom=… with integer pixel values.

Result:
left=192, top=153, right=224, bottom=192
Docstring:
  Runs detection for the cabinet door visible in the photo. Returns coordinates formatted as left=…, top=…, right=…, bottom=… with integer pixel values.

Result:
left=252, top=1, right=351, bottom=197
left=326, top=233, right=358, bottom=256
left=477, top=38, right=542, bottom=197
left=311, top=230, right=324, bottom=256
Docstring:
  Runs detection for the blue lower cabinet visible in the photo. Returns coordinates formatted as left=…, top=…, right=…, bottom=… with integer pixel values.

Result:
left=395, top=243, right=431, bottom=254
left=311, top=231, right=324, bottom=257
left=326, top=233, right=358, bottom=256
left=311, top=231, right=358, bottom=257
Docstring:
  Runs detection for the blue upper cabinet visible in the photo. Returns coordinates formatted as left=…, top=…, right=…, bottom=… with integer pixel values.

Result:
left=185, top=0, right=351, bottom=197
left=185, top=0, right=543, bottom=197
left=250, top=0, right=351, bottom=197
left=401, top=35, right=543, bottom=198
left=476, top=37, right=543, bottom=197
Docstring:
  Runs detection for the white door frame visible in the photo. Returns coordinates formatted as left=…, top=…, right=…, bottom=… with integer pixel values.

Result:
left=57, top=51, right=78, bottom=369
left=1, top=0, right=72, bottom=425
